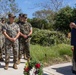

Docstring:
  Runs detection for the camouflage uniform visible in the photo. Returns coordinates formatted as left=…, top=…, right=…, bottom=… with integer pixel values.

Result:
left=2, top=22, right=20, bottom=64
left=0, top=22, right=5, bottom=59
left=19, top=21, right=32, bottom=59
left=17, top=20, right=23, bottom=60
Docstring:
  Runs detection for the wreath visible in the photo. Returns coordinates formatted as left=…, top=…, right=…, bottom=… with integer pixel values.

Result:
left=23, top=60, right=43, bottom=75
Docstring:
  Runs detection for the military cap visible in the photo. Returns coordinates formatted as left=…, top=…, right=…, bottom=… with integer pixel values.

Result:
left=8, top=13, right=16, bottom=18
left=19, top=13, right=23, bottom=17
left=22, top=14, right=27, bottom=18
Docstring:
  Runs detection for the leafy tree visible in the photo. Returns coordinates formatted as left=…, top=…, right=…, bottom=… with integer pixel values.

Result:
left=33, top=9, right=53, bottom=19
left=33, top=9, right=56, bottom=30
left=37, top=0, right=63, bottom=11
left=0, top=0, right=21, bottom=18
left=53, top=6, right=73, bottom=34
left=30, top=18, right=52, bottom=30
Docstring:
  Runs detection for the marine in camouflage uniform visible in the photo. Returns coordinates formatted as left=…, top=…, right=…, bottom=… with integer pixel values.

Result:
left=0, top=18, right=5, bottom=61
left=18, top=14, right=32, bottom=64
left=1, top=17, right=6, bottom=55
left=16, top=13, right=23, bottom=61
left=2, top=14, right=20, bottom=70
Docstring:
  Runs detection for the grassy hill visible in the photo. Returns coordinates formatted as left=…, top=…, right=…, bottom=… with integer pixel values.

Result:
left=30, top=44, right=72, bottom=67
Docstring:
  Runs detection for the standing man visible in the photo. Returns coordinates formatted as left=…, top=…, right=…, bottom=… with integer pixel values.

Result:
left=2, top=13, right=20, bottom=70
left=17, top=13, right=23, bottom=24
left=0, top=18, right=5, bottom=62
left=1, top=18, right=6, bottom=55
left=70, top=22, right=76, bottom=74
left=18, top=14, right=32, bottom=64
left=16, top=13, right=23, bottom=64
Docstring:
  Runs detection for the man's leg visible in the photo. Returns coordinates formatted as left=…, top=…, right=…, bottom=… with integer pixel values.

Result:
left=4, top=45, right=10, bottom=70
left=17, top=42, right=23, bottom=64
left=13, top=41, right=18, bottom=69
left=0, top=48, right=4, bottom=61
left=72, top=46, right=76, bottom=74
left=24, top=41, right=30, bottom=61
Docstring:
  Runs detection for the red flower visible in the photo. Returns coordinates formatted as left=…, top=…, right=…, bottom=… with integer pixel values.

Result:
left=24, top=67, right=29, bottom=72
left=35, top=63, right=40, bottom=69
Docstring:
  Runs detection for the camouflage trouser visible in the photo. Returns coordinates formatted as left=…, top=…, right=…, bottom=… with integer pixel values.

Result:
left=0, top=48, right=2, bottom=58
left=0, top=35, right=5, bottom=59
left=72, top=46, right=76, bottom=73
left=5, top=40, right=19, bottom=64
left=18, top=39, right=30, bottom=59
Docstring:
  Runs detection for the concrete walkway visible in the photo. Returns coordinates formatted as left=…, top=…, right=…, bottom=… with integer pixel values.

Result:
left=43, top=63, right=74, bottom=75
left=0, top=56, right=74, bottom=75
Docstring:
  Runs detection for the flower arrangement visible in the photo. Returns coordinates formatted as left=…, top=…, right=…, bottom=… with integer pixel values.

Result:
left=23, top=60, right=43, bottom=75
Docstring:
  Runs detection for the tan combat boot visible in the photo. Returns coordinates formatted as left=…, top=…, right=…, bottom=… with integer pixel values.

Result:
left=17, top=59, right=20, bottom=65
left=13, top=63, right=18, bottom=69
left=24, top=54, right=27, bottom=60
left=4, top=63, right=9, bottom=70
left=27, top=58, right=30, bottom=63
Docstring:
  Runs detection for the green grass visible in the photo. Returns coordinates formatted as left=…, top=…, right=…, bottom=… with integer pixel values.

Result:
left=30, top=44, right=72, bottom=66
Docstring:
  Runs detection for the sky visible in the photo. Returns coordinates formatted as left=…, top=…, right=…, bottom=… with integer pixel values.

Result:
left=15, top=0, right=76, bottom=18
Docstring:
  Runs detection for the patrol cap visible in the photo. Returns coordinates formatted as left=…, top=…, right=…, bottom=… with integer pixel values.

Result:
left=22, top=14, right=27, bottom=18
left=8, top=13, right=16, bottom=18
left=19, top=13, right=23, bottom=17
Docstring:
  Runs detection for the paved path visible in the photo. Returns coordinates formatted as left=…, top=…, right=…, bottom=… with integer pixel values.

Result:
left=0, top=56, right=75, bottom=75
left=43, top=63, right=74, bottom=75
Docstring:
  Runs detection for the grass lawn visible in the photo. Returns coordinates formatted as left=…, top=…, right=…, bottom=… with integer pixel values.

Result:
left=30, top=44, right=72, bottom=67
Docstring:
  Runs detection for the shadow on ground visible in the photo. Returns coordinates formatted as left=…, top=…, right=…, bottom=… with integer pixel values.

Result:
left=52, top=66, right=74, bottom=75
left=43, top=73, right=48, bottom=75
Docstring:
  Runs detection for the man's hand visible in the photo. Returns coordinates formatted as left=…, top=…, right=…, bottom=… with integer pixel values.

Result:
left=9, top=38, right=15, bottom=42
left=23, top=35, right=28, bottom=39
left=20, top=32, right=28, bottom=39
left=70, top=22, right=76, bottom=29
left=13, top=38, right=17, bottom=41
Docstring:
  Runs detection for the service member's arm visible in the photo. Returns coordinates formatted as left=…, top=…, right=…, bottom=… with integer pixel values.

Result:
left=14, top=25, right=20, bottom=41
left=20, top=32, right=28, bottom=38
left=3, top=31, right=14, bottom=42
left=21, top=24, right=32, bottom=39
left=27, top=27, right=32, bottom=37
left=2, top=25, right=14, bottom=42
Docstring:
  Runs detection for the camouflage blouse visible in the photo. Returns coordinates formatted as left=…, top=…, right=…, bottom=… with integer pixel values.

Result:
left=19, top=22, right=32, bottom=35
left=2, top=22, right=20, bottom=38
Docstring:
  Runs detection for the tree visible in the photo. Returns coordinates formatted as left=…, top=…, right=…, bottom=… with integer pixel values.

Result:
left=33, top=0, right=63, bottom=29
left=53, top=6, right=73, bottom=34
left=0, top=0, right=21, bottom=18
left=33, top=9, right=56, bottom=30
left=33, top=9, right=53, bottom=19
left=37, top=0, right=63, bottom=11
left=30, top=18, right=51, bottom=30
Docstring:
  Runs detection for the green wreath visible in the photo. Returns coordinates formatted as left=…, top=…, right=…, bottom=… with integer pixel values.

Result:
left=23, top=60, right=43, bottom=75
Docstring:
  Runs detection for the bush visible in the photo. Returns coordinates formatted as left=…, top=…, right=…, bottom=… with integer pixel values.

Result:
left=31, top=28, right=69, bottom=46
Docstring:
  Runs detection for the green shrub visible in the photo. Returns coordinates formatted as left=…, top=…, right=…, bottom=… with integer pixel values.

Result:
left=31, top=28, right=69, bottom=46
